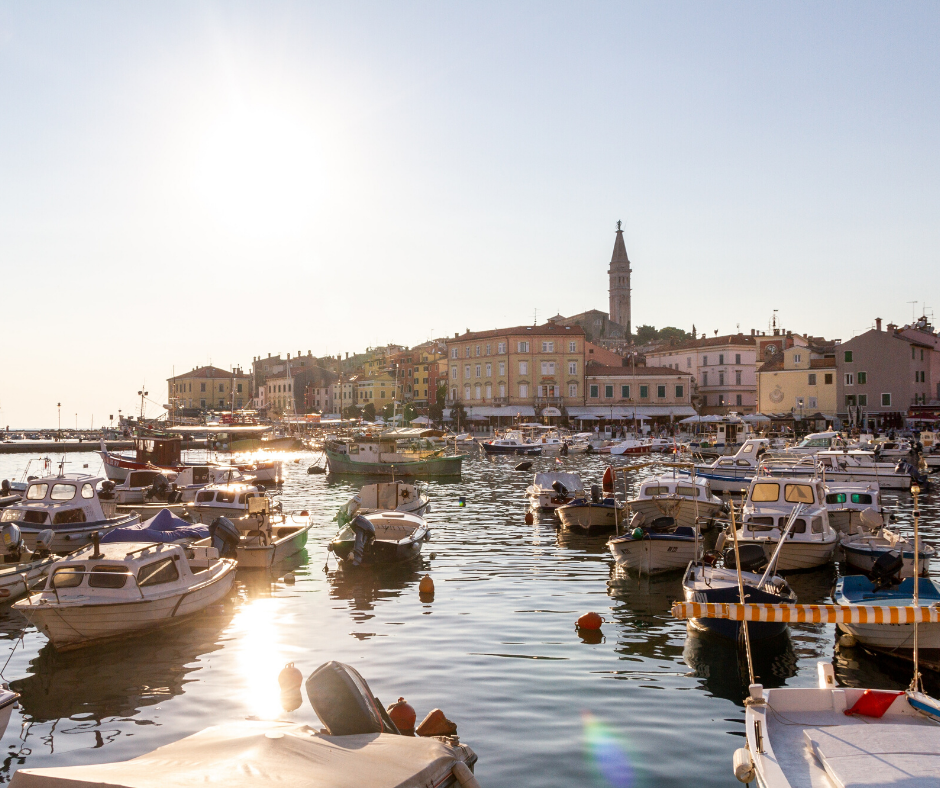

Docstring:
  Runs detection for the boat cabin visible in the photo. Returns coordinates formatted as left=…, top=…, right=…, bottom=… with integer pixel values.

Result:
left=637, top=476, right=713, bottom=500
left=742, top=477, right=830, bottom=534
left=191, top=483, right=268, bottom=512
left=0, top=474, right=108, bottom=527
left=134, top=436, right=182, bottom=467
left=710, top=438, right=769, bottom=470
left=791, top=431, right=846, bottom=453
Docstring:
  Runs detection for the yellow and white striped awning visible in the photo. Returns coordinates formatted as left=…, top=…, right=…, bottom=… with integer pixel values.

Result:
left=671, top=602, right=940, bottom=624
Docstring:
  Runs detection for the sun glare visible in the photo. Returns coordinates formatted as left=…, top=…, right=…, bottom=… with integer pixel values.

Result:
left=193, top=107, right=323, bottom=239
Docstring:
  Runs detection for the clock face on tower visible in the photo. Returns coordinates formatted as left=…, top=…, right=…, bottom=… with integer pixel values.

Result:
left=766, top=344, right=778, bottom=356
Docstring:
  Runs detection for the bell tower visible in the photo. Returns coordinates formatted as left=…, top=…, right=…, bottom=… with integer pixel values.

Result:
left=608, top=220, right=632, bottom=335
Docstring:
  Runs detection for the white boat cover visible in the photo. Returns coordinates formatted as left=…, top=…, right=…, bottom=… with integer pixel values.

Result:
left=804, top=724, right=940, bottom=788
left=531, top=472, right=583, bottom=491
left=10, top=720, right=477, bottom=788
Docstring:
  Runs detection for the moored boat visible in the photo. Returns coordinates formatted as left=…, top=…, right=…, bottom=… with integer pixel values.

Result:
left=627, top=474, right=724, bottom=531
left=609, top=517, right=698, bottom=574
left=526, top=472, right=584, bottom=510
left=326, top=431, right=464, bottom=476
left=328, top=512, right=429, bottom=566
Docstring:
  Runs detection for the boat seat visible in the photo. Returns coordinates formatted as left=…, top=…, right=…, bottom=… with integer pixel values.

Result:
left=804, top=724, right=940, bottom=788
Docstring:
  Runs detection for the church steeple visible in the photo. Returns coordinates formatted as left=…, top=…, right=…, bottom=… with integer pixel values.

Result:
left=608, top=220, right=632, bottom=335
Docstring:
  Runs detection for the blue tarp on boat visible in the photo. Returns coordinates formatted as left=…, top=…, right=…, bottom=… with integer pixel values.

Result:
left=101, top=508, right=209, bottom=543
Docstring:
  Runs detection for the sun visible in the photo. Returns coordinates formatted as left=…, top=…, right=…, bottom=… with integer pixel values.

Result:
left=192, top=106, right=323, bottom=239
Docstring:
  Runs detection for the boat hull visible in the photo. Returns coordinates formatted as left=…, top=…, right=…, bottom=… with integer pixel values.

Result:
left=481, top=444, right=541, bottom=456
left=15, top=562, right=236, bottom=650
left=841, top=540, right=933, bottom=578
left=325, top=448, right=464, bottom=477
left=330, top=536, right=426, bottom=565
left=0, top=557, right=58, bottom=604
left=556, top=503, right=622, bottom=534
left=235, top=525, right=311, bottom=569
left=609, top=534, right=696, bottom=574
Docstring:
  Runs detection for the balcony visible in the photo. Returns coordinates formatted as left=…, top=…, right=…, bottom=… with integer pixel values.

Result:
left=535, top=396, right=564, bottom=406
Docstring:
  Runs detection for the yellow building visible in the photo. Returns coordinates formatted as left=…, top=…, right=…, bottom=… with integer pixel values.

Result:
left=168, top=366, right=250, bottom=413
left=757, top=345, right=837, bottom=416
left=356, top=370, right=403, bottom=408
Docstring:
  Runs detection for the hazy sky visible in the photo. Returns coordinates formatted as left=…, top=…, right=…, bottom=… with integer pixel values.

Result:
left=2, top=2, right=938, bottom=426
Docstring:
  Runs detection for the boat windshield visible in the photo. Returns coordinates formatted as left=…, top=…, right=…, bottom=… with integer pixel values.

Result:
left=26, top=484, right=48, bottom=500
left=750, top=483, right=779, bottom=502
left=50, top=484, right=76, bottom=501
left=784, top=484, right=815, bottom=504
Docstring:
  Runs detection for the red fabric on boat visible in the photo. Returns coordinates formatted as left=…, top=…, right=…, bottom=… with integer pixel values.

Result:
left=844, top=689, right=905, bottom=718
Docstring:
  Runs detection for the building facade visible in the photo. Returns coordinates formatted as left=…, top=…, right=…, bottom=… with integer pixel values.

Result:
left=575, top=363, right=695, bottom=422
left=645, top=334, right=758, bottom=414
left=756, top=344, right=837, bottom=416
left=445, top=323, right=586, bottom=415
left=168, top=366, right=250, bottom=414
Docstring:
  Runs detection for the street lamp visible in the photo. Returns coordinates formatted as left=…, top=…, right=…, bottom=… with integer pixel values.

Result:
left=57, top=403, right=61, bottom=433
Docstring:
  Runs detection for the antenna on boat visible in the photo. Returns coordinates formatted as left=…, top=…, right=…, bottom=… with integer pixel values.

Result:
left=910, top=484, right=924, bottom=695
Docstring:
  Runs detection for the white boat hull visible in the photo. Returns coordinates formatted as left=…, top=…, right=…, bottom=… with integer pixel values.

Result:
left=628, top=499, right=723, bottom=531
left=16, top=562, right=236, bottom=650
left=556, top=503, right=622, bottom=533
left=234, top=525, right=311, bottom=569
left=0, top=557, right=58, bottom=604
left=609, top=537, right=696, bottom=574
left=838, top=620, right=940, bottom=651
left=736, top=535, right=838, bottom=571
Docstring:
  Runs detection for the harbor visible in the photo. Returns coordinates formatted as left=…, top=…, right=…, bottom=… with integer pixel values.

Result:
left=0, top=443, right=937, bottom=786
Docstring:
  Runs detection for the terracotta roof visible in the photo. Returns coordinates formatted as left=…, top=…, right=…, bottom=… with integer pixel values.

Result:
left=810, top=358, right=836, bottom=369
left=168, top=366, right=249, bottom=381
left=649, top=333, right=757, bottom=351
left=450, top=323, right=585, bottom=342
left=586, top=362, right=693, bottom=377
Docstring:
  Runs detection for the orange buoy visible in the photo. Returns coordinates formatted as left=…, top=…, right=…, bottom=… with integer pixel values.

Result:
left=524, top=511, right=534, bottom=525
left=278, top=662, right=303, bottom=691
left=416, top=708, right=458, bottom=737
left=577, top=612, right=603, bottom=630
left=419, top=575, right=434, bottom=594
left=602, top=466, right=614, bottom=493
left=387, top=697, right=417, bottom=735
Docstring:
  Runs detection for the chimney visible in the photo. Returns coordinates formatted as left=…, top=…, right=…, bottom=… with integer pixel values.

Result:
left=887, top=323, right=897, bottom=332
left=875, top=317, right=882, bottom=331
left=455, top=332, right=459, bottom=338
left=750, top=328, right=755, bottom=336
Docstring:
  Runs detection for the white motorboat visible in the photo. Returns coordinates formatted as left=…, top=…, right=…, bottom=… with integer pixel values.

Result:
left=608, top=438, right=651, bottom=456
left=329, top=511, right=430, bottom=566
left=681, top=438, right=769, bottom=493
left=0, top=526, right=59, bottom=604
left=556, top=495, right=624, bottom=534
left=736, top=476, right=839, bottom=571
left=784, top=430, right=849, bottom=455
left=13, top=538, right=236, bottom=650
left=0, top=472, right=140, bottom=553
left=766, top=450, right=916, bottom=490
left=342, top=482, right=430, bottom=517
left=0, top=687, right=18, bottom=740
left=824, top=481, right=884, bottom=534
left=526, top=472, right=585, bottom=510
left=627, top=474, right=724, bottom=531
left=188, top=485, right=311, bottom=569
left=841, top=528, right=935, bottom=577
left=736, top=661, right=940, bottom=788
left=480, top=430, right=541, bottom=456
left=609, top=519, right=698, bottom=574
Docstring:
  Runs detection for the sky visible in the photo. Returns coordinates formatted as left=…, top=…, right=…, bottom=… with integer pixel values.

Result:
left=1, top=2, right=939, bottom=426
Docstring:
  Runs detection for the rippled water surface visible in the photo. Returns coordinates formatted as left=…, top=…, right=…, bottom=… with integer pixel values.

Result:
left=0, top=449, right=937, bottom=786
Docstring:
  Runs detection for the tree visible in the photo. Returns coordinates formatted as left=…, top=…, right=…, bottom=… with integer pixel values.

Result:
left=450, top=399, right=468, bottom=430
left=402, top=402, right=417, bottom=424
left=635, top=325, right=658, bottom=344
left=363, top=402, right=376, bottom=421
left=658, top=326, right=691, bottom=342
left=428, top=383, right=447, bottom=424
left=343, top=405, right=360, bottom=420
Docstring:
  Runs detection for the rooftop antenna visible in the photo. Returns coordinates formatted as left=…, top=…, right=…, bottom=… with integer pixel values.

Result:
left=534, top=308, right=538, bottom=326
left=908, top=301, right=918, bottom=321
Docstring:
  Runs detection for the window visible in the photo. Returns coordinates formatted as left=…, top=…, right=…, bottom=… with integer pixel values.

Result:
left=640, top=385, right=649, bottom=398
left=858, top=394, right=868, bottom=406
left=657, top=385, right=666, bottom=398
left=736, top=394, right=742, bottom=406
left=808, top=373, right=817, bottom=386
left=844, top=351, right=853, bottom=362
left=485, top=363, right=492, bottom=376
left=451, top=366, right=457, bottom=380
left=605, top=385, right=614, bottom=398
left=485, top=383, right=492, bottom=398
left=219, top=383, right=224, bottom=393
left=138, top=557, right=180, bottom=587
left=464, top=364, right=471, bottom=378
left=881, top=393, right=892, bottom=407
left=541, top=361, right=555, bottom=375
left=541, top=341, right=554, bottom=352
left=475, top=384, right=481, bottom=399
left=53, top=508, right=86, bottom=525
left=718, top=394, right=725, bottom=406
left=590, top=385, right=599, bottom=398
left=50, top=484, right=76, bottom=501
left=52, top=566, right=85, bottom=589
left=825, top=373, right=833, bottom=384
left=857, top=372, right=867, bottom=384
left=519, top=383, right=528, bottom=398
left=735, top=370, right=742, bottom=385
left=845, top=395, right=856, bottom=407
left=703, top=356, right=708, bottom=365
left=621, top=385, right=630, bottom=398
left=498, top=342, right=506, bottom=354
left=237, top=383, right=242, bottom=393
left=793, top=354, right=801, bottom=363
left=702, top=372, right=708, bottom=386
left=518, top=341, right=529, bottom=353
left=486, top=344, right=491, bottom=355
left=675, top=385, right=684, bottom=398
left=499, top=362, right=506, bottom=376
left=719, top=372, right=725, bottom=386
left=499, top=384, right=506, bottom=397
left=568, top=383, right=577, bottom=397
left=464, top=384, right=471, bottom=399
left=750, top=483, right=780, bottom=502
left=519, top=361, right=528, bottom=375
left=735, top=354, right=741, bottom=365
left=784, top=484, right=815, bottom=504
left=687, top=356, right=692, bottom=368
left=475, top=345, right=480, bottom=356
left=89, top=565, right=128, bottom=588
left=719, top=354, right=724, bottom=365
left=845, top=373, right=854, bottom=386
left=81, top=483, right=95, bottom=499
left=451, top=349, right=458, bottom=359
left=568, top=361, right=577, bottom=375
left=569, top=341, right=577, bottom=352
left=200, top=399, right=206, bottom=408
left=475, top=364, right=481, bottom=378
left=26, top=484, right=48, bottom=500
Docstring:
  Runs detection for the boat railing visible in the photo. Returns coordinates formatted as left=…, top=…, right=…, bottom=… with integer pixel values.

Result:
left=46, top=569, right=147, bottom=603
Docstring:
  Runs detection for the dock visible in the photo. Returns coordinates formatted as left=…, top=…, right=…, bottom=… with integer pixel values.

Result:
left=0, top=439, right=208, bottom=454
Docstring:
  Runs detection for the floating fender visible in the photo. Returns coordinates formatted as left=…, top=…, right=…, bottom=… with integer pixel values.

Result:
left=524, top=511, right=534, bottom=525
left=419, top=575, right=434, bottom=594
left=278, top=662, right=303, bottom=691
left=576, top=611, right=603, bottom=630
left=305, top=661, right=388, bottom=736
left=733, top=747, right=755, bottom=783
left=452, top=761, right=482, bottom=788
left=602, top=466, right=614, bottom=493
left=515, top=461, right=533, bottom=471
left=631, top=527, right=644, bottom=540
left=387, top=697, right=417, bottom=736
left=416, top=708, right=458, bottom=737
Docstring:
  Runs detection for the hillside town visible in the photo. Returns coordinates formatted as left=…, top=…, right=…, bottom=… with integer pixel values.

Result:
left=168, top=224, right=940, bottom=435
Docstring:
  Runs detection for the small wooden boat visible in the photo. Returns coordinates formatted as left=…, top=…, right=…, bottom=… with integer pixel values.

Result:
left=556, top=495, right=623, bottom=534
left=343, top=482, right=430, bottom=517
left=326, top=434, right=465, bottom=476
left=609, top=517, right=698, bottom=574
left=841, top=528, right=935, bottom=577
left=525, top=472, right=584, bottom=510
left=627, top=474, right=724, bottom=531
left=13, top=539, right=236, bottom=650
left=1, top=472, right=140, bottom=553
left=329, top=512, right=429, bottom=566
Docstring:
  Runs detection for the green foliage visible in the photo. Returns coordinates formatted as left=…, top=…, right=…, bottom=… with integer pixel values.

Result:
left=450, top=399, right=468, bottom=428
left=402, top=402, right=417, bottom=424
left=363, top=402, right=376, bottom=421
left=635, top=325, right=692, bottom=344
left=343, top=405, right=361, bottom=419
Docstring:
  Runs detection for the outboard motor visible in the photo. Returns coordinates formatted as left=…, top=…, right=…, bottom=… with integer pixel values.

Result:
left=871, top=550, right=904, bottom=590
left=896, top=459, right=929, bottom=488
left=551, top=481, right=569, bottom=497
left=590, top=484, right=602, bottom=503
left=98, top=480, right=116, bottom=500
left=209, top=517, right=241, bottom=559
left=350, top=515, right=376, bottom=567
left=0, top=480, right=9, bottom=495
left=33, top=529, right=54, bottom=559
left=146, top=474, right=171, bottom=501
left=304, top=661, right=398, bottom=736
left=723, top=543, right=768, bottom=572
left=1, top=524, right=23, bottom=563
